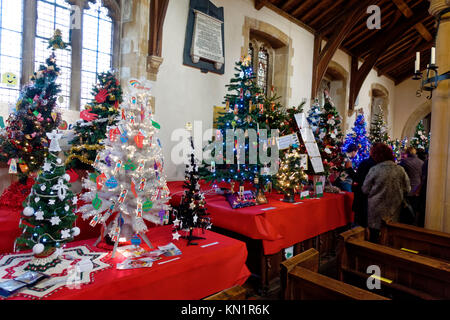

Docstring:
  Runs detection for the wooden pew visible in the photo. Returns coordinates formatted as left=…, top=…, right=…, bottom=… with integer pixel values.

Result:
left=204, top=285, right=247, bottom=300
left=281, top=248, right=388, bottom=300
left=338, top=227, right=450, bottom=299
left=380, top=221, right=450, bottom=261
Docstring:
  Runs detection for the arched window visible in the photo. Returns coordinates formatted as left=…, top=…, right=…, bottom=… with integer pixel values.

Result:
left=80, top=0, right=113, bottom=107
left=0, top=0, right=23, bottom=105
left=0, top=0, right=118, bottom=111
left=249, top=39, right=273, bottom=96
left=257, top=46, right=269, bottom=95
left=35, top=0, right=72, bottom=109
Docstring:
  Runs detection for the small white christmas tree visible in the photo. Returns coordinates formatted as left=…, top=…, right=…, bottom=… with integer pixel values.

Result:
left=79, top=90, right=171, bottom=256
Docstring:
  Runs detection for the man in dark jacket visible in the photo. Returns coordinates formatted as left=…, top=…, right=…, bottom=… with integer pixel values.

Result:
left=352, top=155, right=376, bottom=228
left=399, top=147, right=424, bottom=224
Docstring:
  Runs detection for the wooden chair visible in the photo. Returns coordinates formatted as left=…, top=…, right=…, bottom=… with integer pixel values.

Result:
left=380, top=220, right=450, bottom=261
left=281, top=248, right=388, bottom=300
left=204, top=285, right=246, bottom=300
left=338, top=227, right=450, bottom=299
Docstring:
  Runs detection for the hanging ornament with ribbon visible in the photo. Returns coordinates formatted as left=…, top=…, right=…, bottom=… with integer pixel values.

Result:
left=92, top=193, right=102, bottom=210
left=52, top=178, right=68, bottom=201
left=8, top=158, right=17, bottom=174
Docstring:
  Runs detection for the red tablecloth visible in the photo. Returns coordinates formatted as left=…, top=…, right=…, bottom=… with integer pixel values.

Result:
left=168, top=183, right=354, bottom=256
left=0, top=204, right=101, bottom=255
left=6, top=225, right=250, bottom=300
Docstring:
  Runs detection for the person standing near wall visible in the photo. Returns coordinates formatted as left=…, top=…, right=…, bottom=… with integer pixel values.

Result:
left=399, top=147, right=424, bottom=224
left=362, top=143, right=410, bottom=243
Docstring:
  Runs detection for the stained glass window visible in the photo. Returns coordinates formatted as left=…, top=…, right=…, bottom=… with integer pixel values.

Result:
left=257, top=46, right=269, bottom=95
left=80, top=0, right=113, bottom=108
left=35, top=0, right=72, bottom=109
left=0, top=0, right=23, bottom=105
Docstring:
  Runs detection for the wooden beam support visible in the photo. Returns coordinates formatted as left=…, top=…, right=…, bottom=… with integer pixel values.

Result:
left=281, top=0, right=300, bottom=11
left=378, top=40, right=433, bottom=76
left=308, top=0, right=344, bottom=28
left=291, top=1, right=312, bottom=17
left=310, top=0, right=372, bottom=100
left=255, top=0, right=268, bottom=10
left=391, top=0, right=433, bottom=42
left=148, top=0, right=170, bottom=57
left=348, top=6, right=430, bottom=109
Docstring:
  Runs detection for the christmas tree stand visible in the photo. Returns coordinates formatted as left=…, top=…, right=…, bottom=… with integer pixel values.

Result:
left=25, top=247, right=62, bottom=272
left=282, top=191, right=295, bottom=203
left=94, top=223, right=154, bottom=258
left=182, top=228, right=206, bottom=246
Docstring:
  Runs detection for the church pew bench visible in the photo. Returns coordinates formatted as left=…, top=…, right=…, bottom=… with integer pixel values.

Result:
left=380, top=221, right=450, bottom=261
left=338, top=227, right=450, bottom=300
left=204, top=285, right=247, bottom=300
left=281, top=248, right=388, bottom=300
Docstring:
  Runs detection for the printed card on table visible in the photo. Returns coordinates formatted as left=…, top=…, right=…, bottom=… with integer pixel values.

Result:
left=294, top=113, right=309, bottom=129
left=305, top=142, right=320, bottom=157
left=310, top=157, right=324, bottom=173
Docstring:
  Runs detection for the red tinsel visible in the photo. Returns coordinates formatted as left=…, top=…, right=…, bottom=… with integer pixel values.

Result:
left=0, top=178, right=35, bottom=209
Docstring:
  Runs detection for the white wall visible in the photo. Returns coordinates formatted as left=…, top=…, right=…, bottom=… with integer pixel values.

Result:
left=393, top=78, right=429, bottom=139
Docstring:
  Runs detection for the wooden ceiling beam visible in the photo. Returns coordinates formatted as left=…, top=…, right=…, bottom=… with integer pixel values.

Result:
left=317, top=0, right=359, bottom=35
left=281, top=0, right=300, bottom=11
left=308, top=0, right=344, bottom=28
left=311, top=0, right=373, bottom=100
left=378, top=40, right=433, bottom=76
left=348, top=5, right=429, bottom=110
left=302, top=0, right=331, bottom=23
left=291, top=1, right=313, bottom=17
left=255, top=0, right=269, bottom=10
left=391, top=0, right=433, bottom=42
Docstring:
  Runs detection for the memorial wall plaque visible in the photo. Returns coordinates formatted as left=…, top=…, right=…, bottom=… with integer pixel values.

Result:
left=191, top=10, right=224, bottom=70
left=183, top=0, right=225, bottom=74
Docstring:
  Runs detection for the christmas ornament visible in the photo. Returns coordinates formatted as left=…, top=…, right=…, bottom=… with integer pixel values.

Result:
left=105, top=176, right=118, bottom=189
left=134, top=132, right=144, bottom=149
left=142, top=200, right=153, bottom=212
left=23, top=207, right=35, bottom=217
left=92, top=194, right=102, bottom=210
left=80, top=110, right=98, bottom=122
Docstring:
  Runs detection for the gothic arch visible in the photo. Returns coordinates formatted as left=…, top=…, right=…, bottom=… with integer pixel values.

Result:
left=370, top=83, right=390, bottom=133
left=241, top=17, right=293, bottom=107
left=322, top=60, right=348, bottom=130
left=401, top=101, right=432, bottom=139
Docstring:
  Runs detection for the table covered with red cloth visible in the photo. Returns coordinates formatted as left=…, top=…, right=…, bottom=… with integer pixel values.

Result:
left=5, top=225, right=250, bottom=300
left=166, top=181, right=354, bottom=256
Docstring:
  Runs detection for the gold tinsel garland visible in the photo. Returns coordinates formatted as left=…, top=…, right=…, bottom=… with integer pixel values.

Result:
left=65, top=144, right=105, bottom=166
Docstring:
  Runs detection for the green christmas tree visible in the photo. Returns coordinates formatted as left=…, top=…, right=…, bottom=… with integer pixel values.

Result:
left=0, top=30, right=68, bottom=183
left=66, top=71, right=123, bottom=170
left=410, top=120, right=430, bottom=152
left=317, top=96, right=344, bottom=176
left=199, top=56, right=277, bottom=196
left=15, top=132, right=78, bottom=271
left=369, top=106, right=389, bottom=144
left=275, top=147, right=308, bottom=202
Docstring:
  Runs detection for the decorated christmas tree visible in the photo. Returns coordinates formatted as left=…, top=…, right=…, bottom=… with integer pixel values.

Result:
left=66, top=71, right=123, bottom=170
left=317, top=96, right=344, bottom=176
left=390, top=138, right=408, bottom=162
left=275, top=147, right=308, bottom=202
left=15, top=131, right=78, bottom=271
left=369, top=106, right=389, bottom=144
left=172, top=132, right=212, bottom=245
left=307, top=99, right=322, bottom=137
left=410, top=120, right=430, bottom=152
left=0, top=30, right=68, bottom=183
left=199, top=56, right=277, bottom=203
left=78, top=91, right=171, bottom=256
left=343, top=112, right=371, bottom=168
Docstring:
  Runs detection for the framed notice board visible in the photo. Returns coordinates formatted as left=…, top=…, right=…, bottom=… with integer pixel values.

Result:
left=183, top=0, right=225, bottom=74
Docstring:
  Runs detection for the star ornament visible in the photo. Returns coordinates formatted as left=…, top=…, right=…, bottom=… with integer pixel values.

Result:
left=193, top=214, right=198, bottom=224
left=61, top=229, right=71, bottom=239
left=173, top=218, right=181, bottom=227
left=50, top=216, right=61, bottom=226
left=43, top=162, right=52, bottom=172
left=172, top=231, right=181, bottom=241
left=49, top=199, right=56, bottom=205
left=189, top=202, right=196, bottom=209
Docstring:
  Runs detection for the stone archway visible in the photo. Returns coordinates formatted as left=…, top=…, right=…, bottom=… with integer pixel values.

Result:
left=321, top=60, right=348, bottom=130
left=370, top=83, right=390, bottom=134
left=401, top=100, right=432, bottom=139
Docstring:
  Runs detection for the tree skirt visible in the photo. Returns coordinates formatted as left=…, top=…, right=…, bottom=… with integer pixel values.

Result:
left=0, top=245, right=111, bottom=299
left=0, top=178, right=35, bottom=209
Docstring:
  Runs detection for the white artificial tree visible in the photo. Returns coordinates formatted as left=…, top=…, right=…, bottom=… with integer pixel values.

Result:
left=79, top=90, right=171, bottom=256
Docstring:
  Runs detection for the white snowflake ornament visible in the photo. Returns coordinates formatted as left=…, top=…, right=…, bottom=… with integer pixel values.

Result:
left=35, top=211, right=44, bottom=220
left=50, top=216, right=61, bottom=226
left=61, top=229, right=71, bottom=239
left=43, top=162, right=52, bottom=172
